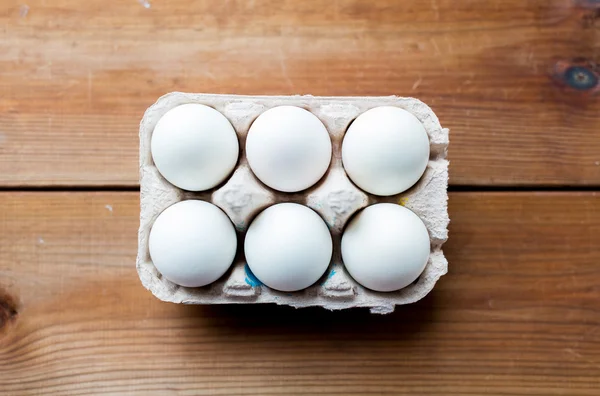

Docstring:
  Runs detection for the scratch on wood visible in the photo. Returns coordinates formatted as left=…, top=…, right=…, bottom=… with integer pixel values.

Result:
left=19, top=4, right=29, bottom=17
left=564, top=348, right=583, bottom=358
left=581, top=325, right=600, bottom=340
left=431, top=0, right=440, bottom=21
left=37, top=62, right=53, bottom=79
left=444, top=36, right=453, bottom=53
left=430, top=38, right=441, bottom=56
left=503, top=87, right=524, bottom=100
left=87, top=71, right=93, bottom=104
left=527, top=52, right=538, bottom=73
left=204, top=70, right=216, bottom=81
left=278, top=49, right=294, bottom=90
left=412, top=75, right=422, bottom=91
left=564, top=348, right=600, bottom=369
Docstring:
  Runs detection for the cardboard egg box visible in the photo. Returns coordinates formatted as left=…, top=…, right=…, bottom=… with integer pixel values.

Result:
left=137, top=93, right=449, bottom=314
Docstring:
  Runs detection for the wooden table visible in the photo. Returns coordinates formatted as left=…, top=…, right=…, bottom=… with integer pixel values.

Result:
left=1, top=1, right=599, bottom=394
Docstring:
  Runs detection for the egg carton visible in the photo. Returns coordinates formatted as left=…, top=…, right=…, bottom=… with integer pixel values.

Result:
left=137, top=93, right=449, bottom=314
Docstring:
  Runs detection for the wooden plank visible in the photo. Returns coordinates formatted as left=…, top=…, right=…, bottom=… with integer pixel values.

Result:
left=1, top=0, right=599, bottom=187
left=0, top=192, right=599, bottom=395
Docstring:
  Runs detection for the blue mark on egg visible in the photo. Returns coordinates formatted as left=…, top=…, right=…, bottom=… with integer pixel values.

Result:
left=244, top=263, right=262, bottom=287
left=564, top=66, right=598, bottom=91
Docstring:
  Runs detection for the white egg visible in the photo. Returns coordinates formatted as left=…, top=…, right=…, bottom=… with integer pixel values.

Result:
left=244, top=203, right=333, bottom=291
left=342, top=106, right=430, bottom=196
left=149, top=200, right=237, bottom=288
left=246, top=106, right=332, bottom=192
left=341, top=203, right=430, bottom=292
left=151, top=103, right=239, bottom=191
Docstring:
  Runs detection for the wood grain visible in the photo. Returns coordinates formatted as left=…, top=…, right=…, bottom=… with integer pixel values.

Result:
left=0, top=0, right=599, bottom=187
left=0, top=192, right=599, bottom=395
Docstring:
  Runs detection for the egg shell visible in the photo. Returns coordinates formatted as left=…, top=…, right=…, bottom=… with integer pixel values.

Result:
left=246, top=106, right=332, bottom=192
left=151, top=103, right=239, bottom=191
left=149, top=200, right=237, bottom=288
left=342, top=204, right=431, bottom=292
left=342, top=106, right=430, bottom=196
left=138, top=93, right=449, bottom=314
left=244, top=203, right=333, bottom=292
